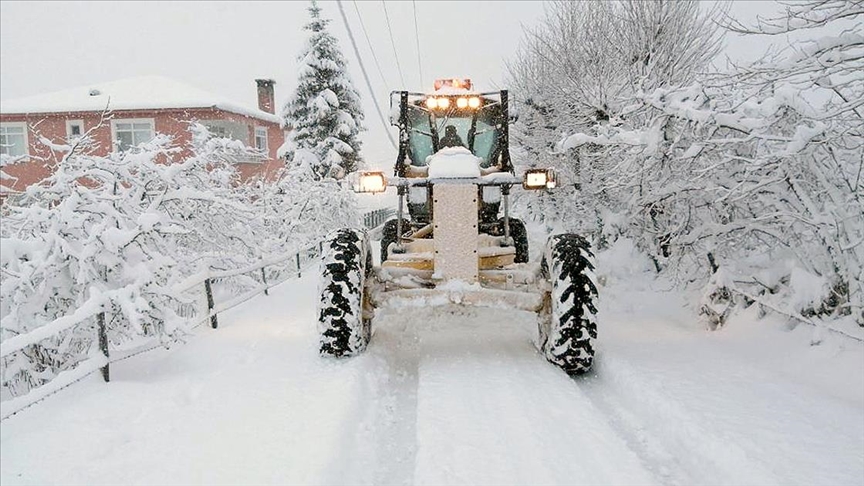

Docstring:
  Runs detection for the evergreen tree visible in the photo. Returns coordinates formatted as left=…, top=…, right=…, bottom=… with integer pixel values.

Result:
left=282, top=1, right=365, bottom=178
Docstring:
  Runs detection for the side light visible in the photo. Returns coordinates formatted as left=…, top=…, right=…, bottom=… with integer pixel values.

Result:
left=523, top=168, right=557, bottom=190
left=456, top=97, right=469, bottom=109
left=354, top=171, right=387, bottom=193
left=468, top=97, right=481, bottom=109
left=436, top=97, right=451, bottom=109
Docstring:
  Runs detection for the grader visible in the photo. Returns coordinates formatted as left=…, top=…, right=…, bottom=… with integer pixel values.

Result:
left=317, top=79, right=598, bottom=375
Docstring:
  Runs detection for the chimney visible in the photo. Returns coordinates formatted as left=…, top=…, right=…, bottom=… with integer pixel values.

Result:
left=256, top=79, right=276, bottom=114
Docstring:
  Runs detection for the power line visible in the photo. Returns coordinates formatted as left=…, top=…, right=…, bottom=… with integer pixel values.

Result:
left=381, top=1, right=406, bottom=88
left=352, top=0, right=388, bottom=87
left=412, top=0, right=424, bottom=88
left=336, top=0, right=397, bottom=151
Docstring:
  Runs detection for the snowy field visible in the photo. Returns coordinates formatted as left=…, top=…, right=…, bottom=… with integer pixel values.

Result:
left=1, top=244, right=862, bottom=486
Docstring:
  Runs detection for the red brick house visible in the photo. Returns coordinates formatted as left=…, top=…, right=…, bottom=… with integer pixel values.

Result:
left=0, top=76, right=286, bottom=194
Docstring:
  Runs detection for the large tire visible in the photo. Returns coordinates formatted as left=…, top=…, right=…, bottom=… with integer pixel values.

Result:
left=380, top=218, right=409, bottom=264
left=538, top=234, right=598, bottom=375
left=497, top=217, right=529, bottom=263
left=318, top=228, right=373, bottom=357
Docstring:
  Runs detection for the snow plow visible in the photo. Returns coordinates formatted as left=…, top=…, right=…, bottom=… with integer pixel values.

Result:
left=317, top=79, right=598, bottom=375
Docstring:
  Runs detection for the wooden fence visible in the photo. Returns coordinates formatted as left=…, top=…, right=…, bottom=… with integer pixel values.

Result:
left=0, top=208, right=394, bottom=419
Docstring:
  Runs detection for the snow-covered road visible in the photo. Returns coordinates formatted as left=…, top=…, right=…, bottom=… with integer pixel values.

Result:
left=2, top=257, right=862, bottom=486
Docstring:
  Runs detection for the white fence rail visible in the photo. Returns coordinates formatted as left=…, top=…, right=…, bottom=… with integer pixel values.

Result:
left=0, top=209, right=395, bottom=420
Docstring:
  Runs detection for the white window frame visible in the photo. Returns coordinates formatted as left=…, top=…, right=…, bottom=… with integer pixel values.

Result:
left=66, top=120, right=84, bottom=141
left=254, top=126, right=268, bottom=152
left=0, top=122, right=29, bottom=158
left=111, top=118, right=155, bottom=152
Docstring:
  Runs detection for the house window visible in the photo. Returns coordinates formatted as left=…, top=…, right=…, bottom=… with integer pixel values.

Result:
left=255, top=127, right=268, bottom=151
left=67, top=120, right=84, bottom=141
left=0, top=123, right=28, bottom=157
left=201, top=120, right=247, bottom=142
left=207, top=125, right=229, bottom=138
left=112, top=119, right=154, bottom=151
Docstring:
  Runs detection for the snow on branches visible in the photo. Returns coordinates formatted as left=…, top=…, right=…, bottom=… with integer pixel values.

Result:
left=259, top=148, right=359, bottom=253
left=0, top=122, right=280, bottom=396
left=508, top=0, right=863, bottom=327
left=282, top=1, right=365, bottom=179
left=1, top=132, right=186, bottom=394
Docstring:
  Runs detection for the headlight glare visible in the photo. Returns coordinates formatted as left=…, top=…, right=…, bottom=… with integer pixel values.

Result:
left=354, top=171, right=387, bottom=193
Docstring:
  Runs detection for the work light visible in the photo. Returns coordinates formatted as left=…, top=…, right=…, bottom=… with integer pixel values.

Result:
left=354, top=171, right=387, bottom=193
left=522, top=168, right=557, bottom=190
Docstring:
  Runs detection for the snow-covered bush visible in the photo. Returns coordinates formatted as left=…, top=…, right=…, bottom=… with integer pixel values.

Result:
left=260, top=148, right=359, bottom=253
left=281, top=1, right=365, bottom=178
left=1, top=133, right=187, bottom=395
left=162, top=123, right=266, bottom=274
left=0, top=122, right=292, bottom=396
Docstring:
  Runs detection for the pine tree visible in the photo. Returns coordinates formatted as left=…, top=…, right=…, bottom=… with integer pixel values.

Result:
left=282, top=1, right=365, bottom=179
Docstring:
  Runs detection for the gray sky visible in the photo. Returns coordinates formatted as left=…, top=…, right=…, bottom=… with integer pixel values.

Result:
left=0, top=1, right=788, bottom=168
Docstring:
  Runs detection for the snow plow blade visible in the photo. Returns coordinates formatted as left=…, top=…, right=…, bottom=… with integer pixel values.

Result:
left=371, top=287, right=544, bottom=313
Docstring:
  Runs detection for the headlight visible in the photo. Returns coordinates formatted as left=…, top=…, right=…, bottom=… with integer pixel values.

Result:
left=456, top=97, right=468, bottom=109
left=436, top=97, right=451, bottom=109
left=425, top=97, right=437, bottom=110
left=522, top=168, right=557, bottom=190
left=468, top=97, right=481, bottom=109
left=354, top=171, right=387, bottom=193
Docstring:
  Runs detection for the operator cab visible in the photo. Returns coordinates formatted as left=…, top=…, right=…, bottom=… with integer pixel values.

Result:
left=390, top=78, right=513, bottom=225
left=399, top=78, right=505, bottom=171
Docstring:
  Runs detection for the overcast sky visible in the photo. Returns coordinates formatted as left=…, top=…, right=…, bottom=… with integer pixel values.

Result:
left=1, top=1, right=788, bottom=168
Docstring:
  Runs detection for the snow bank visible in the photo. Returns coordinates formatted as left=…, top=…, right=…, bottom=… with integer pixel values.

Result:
left=788, top=266, right=830, bottom=313
left=0, top=354, right=107, bottom=420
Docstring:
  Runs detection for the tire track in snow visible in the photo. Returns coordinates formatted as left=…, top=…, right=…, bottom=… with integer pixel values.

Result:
left=579, top=275, right=864, bottom=486
left=328, top=307, right=421, bottom=486
left=580, top=354, right=781, bottom=486
left=365, top=304, right=660, bottom=486
left=366, top=312, right=421, bottom=486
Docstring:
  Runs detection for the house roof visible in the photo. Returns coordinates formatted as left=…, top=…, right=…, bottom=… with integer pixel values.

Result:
left=0, top=75, right=282, bottom=124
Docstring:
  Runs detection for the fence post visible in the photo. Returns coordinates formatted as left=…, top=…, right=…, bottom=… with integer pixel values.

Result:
left=319, top=240, right=323, bottom=255
left=204, top=277, right=218, bottom=329
left=296, top=253, right=302, bottom=278
left=97, top=311, right=110, bottom=382
left=261, top=266, right=269, bottom=296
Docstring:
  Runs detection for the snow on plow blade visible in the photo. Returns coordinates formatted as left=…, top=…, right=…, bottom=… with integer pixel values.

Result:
left=371, top=287, right=544, bottom=313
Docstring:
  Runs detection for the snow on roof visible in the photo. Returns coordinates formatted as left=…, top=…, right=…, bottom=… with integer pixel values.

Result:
left=0, top=75, right=281, bottom=123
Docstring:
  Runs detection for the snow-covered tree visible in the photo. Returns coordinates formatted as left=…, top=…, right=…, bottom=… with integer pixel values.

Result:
left=259, top=148, right=358, bottom=253
left=0, top=122, right=285, bottom=395
left=507, top=0, right=725, bottom=238
left=163, top=123, right=267, bottom=274
left=1, top=131, right=186, bottom=395
left=510, top=0, right=863, bottom=326
left=282, top=1, right=365, bottom=178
